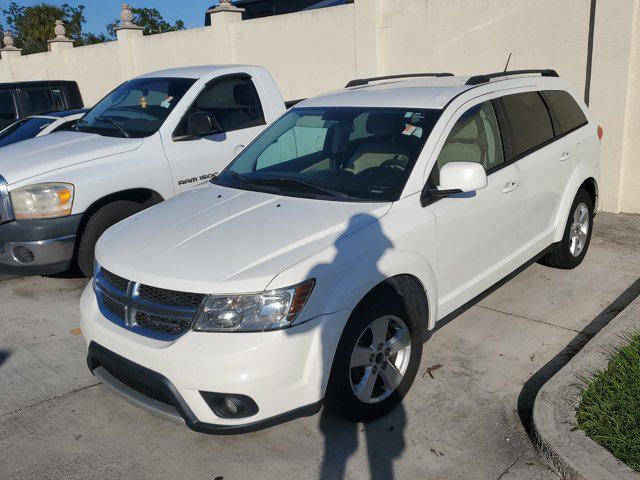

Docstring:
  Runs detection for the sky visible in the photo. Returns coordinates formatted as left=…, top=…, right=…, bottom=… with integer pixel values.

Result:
left=2, top=0, right=221, bottom=34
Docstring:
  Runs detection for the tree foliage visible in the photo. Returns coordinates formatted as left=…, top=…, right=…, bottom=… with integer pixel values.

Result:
left=1, top=2, right=86, bottom=54
left=0, top=3, right=185, bottom=55
left=106, top=8, right=186, bottom=38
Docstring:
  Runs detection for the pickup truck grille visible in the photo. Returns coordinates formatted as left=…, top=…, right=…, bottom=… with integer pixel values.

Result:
left=94, top=267, right=206, bottom=341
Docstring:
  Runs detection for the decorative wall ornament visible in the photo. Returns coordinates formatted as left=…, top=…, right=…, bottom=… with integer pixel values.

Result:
left=121, top=3, right=135, bottom=26
left=1, top=30, right=20, bottom=51
left=54, top=20, right=66, bottom=38
left=117, top=3, right=144, bottom=31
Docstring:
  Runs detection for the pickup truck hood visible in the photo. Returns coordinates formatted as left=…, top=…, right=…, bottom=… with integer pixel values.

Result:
left=97, top=185, right=391, bottom=294
left=0, top=132, right=143, bottom=184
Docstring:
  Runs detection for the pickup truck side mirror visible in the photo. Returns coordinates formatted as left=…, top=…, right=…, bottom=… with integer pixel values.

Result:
left=421, top=162, right=487, bottom=206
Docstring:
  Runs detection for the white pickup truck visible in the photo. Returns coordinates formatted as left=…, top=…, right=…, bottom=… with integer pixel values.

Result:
left=0, top=65, right=286, bottom=276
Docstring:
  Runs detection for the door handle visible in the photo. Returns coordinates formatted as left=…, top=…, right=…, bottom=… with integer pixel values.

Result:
left=560, top=151, right=572, bottom=161
left=502, top=180, right=519, bottom=194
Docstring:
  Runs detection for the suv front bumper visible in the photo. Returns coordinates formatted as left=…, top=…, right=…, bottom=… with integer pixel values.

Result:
left=80, top=283, right=350, bottom=433
left=0, top=214, right=81, bottom=275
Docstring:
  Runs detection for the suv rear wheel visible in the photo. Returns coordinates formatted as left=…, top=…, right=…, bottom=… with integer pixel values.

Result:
left=77, top=200, right=144, bottom=277
left=540, top=188, right=594, bottom=269
left=326, top=293, right=423, bottom=421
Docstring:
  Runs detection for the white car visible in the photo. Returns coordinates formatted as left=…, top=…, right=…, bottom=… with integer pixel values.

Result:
left=0, top=65, right=286, bottom=277
left=81, top=69, right=600, bottom=433
left=0, top=109, right=88, bottom=149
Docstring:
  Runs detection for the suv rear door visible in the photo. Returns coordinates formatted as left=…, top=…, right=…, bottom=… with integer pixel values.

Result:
left=496, top=91, right=571, bottom=249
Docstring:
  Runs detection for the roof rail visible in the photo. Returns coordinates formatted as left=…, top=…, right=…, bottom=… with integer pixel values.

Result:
left=465, top=69, right=559, bottom=86
left=345, top=73, right=454, bottom=88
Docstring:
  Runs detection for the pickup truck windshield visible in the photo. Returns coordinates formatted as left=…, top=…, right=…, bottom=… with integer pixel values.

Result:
left=76, top=77, right=196, bottom=138
left=217, top=107, right=441, bottom=202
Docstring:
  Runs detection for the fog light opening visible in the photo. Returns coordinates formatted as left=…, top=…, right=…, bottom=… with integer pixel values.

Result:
left=200, top=392, right=259, bottom=419
left=12, top=246, right=35, bottom=264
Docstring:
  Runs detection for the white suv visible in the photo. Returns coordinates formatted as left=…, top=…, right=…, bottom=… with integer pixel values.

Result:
left=80, top=70, right=600, bottom=433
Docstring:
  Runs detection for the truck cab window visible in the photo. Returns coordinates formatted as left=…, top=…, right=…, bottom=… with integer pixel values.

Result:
left=176, top=77, right=266, bottom=137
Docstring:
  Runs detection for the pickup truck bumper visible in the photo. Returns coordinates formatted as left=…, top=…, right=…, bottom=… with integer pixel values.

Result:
left=0, top=214, right=82, bottom=275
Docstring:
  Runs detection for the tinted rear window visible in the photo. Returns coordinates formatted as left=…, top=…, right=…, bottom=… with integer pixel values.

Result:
left=542, top=90, right=588, bottom=134
left=500, top=92, right=554, bottom=159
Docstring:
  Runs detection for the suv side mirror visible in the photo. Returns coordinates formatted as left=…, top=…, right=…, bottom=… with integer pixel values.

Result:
left=421, top=162, right=487, bottom=205
left=185, top=111, right=222, bottom=138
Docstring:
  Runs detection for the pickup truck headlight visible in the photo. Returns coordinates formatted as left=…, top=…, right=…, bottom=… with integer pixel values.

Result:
left=193, top=279, right=315, bottom=332
left=10, top=183, right=74, bottom=220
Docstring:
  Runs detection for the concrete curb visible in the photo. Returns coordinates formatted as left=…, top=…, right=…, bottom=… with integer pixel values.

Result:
left=532, top=295, right=640, bottom=480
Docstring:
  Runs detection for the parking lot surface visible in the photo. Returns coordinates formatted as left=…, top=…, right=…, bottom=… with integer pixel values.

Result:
left=1, top=212, right=638, bottom=480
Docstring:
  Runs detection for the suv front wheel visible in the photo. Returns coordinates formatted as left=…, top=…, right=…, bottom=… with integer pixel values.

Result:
left=326, top=293, right=423, bottom=421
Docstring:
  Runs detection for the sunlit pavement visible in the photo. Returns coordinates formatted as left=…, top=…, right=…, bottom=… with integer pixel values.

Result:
left=1, top=212, right=639, bottom=480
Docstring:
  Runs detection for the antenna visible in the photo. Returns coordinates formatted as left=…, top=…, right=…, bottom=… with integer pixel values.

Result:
left=503, top=52, right=512, bottom=72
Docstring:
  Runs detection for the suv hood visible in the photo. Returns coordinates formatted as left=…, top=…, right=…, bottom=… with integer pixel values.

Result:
left=0, top=132, right=143, bottom=184
left=97, top=185, right=391, bottom=294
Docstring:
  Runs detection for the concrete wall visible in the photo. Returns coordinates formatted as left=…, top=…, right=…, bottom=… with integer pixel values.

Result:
left=0, top=0, right=638, bottom=213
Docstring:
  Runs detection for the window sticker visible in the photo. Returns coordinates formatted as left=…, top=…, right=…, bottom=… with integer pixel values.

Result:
left=160, top=96, right=174, bottom=109
left=403, top=124, right=423, bottom=138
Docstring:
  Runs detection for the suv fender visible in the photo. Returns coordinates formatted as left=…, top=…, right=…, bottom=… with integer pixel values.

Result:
left=553, top=165, right=598, bottom=243
left=269, top=247, right=438, bottom=331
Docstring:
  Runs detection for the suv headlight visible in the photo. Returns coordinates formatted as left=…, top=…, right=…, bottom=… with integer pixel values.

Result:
left=10, top=183, right=74, bottom=220
left=193, top=279, right=315, bottom=332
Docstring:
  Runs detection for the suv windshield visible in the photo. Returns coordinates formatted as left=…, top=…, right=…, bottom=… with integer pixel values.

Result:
left=217, top=107, right=441, bottom=202
left=76, top=77, right=195, bottom=138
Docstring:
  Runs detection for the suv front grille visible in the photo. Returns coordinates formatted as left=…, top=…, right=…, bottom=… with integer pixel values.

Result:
left=94, top=268, right=205, bottom=341
left=138, top=284, right=205, bottom=309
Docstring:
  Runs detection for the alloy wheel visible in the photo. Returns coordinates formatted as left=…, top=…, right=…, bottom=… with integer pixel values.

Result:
left=349, top=315, right=412, bottom=404
left=569, top=202, right=589, bottom=257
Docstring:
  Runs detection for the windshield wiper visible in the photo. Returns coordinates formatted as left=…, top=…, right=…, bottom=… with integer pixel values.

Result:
left=95, top=116, right=130, bottom=138
left=224, top=171, right=352, bottom=198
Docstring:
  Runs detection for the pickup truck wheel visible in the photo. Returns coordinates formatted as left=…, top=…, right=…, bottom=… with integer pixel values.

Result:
left=77, top=200, right=144, bottom=277
left=540, top=188, right=594, bottom=269
left=326, top=294, right=422, bottom=422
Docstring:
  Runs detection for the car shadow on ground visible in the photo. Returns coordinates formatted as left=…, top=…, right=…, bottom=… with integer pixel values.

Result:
left=0, top=349, right=11, bottom=367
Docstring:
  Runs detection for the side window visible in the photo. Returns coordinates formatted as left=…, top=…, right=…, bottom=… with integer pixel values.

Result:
left=0, top=91, right=17, bottom=121
left=500, top=92, right=554, bottom=159
left=432, top=101, right=504, bottom=184
left=542, top=90, right=588, bottom=134
left=176, top=76, right=266, bottom=136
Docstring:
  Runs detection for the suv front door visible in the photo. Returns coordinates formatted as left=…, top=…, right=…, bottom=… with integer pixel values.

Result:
left=426, top=99, right=522, bottom=316
left=162, top=75, right=268, bottom=193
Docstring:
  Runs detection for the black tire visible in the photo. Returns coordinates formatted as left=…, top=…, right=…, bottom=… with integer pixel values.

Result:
left=539, top=188, right=594, bottom=269
left=326, top=292, right=423, bottom=422
left=77, top=200, right=144, bottom=277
